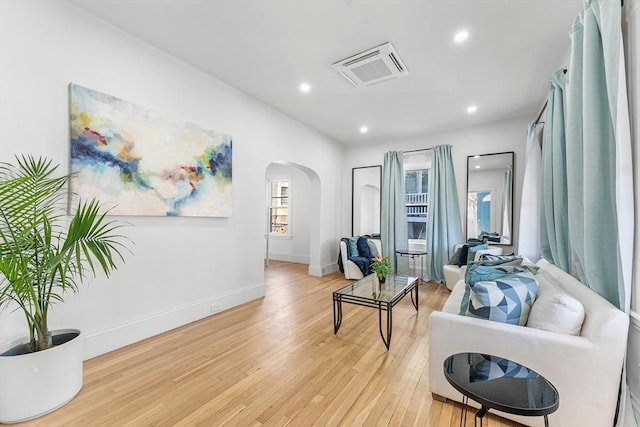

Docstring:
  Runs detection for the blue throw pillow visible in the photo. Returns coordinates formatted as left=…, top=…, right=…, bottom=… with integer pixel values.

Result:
left=466, top=243, right=489, bottom=264
left=348, top=236, right=360, bottom=257
left=463, top=271, right=539, bottom=326
left=357, top=236, right=372, bottom=260
left=448, top=247, right=463, bottom=265
left=457, top=245, right=471, bottom=267
left=457, top=242, right=482, bottom=266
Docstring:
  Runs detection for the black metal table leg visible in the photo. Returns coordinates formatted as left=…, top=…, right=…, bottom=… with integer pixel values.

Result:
left=410, top=281, right=419, bottom=311
left=378, top=302, right=392, bottom=350
left=460, top=394, right=468, bottom=427
left=475, top=406, right=488, bottom=427
left=333, top=295, right=342, bottom=334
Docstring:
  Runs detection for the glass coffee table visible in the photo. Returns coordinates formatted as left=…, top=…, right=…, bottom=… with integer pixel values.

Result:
left=443, top=352, right=559, bottom=427
left=332, top=274, right=419, bottom=350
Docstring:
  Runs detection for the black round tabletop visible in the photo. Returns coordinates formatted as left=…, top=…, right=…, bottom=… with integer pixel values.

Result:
left=443, top=352, right=559, bottom=417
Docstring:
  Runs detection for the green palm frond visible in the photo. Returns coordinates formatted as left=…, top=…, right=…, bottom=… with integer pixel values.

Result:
left=0, top=155, right=131, bottom=352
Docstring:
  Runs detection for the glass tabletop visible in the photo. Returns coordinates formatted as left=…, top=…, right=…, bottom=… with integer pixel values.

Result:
left=443, top=352, right=559, bottom=416
left=334, top=274, right=418, bottom=302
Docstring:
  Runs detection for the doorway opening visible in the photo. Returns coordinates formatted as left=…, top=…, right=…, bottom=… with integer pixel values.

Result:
left=264, top=161, right=321, bottom=276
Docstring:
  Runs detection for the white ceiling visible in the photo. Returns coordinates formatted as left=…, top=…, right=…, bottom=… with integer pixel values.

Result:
left=71, top=0, right=583, bottom=146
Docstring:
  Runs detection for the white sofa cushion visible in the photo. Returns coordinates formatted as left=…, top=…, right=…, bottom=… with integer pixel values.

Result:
left=526, top=278, right=585, bottom=336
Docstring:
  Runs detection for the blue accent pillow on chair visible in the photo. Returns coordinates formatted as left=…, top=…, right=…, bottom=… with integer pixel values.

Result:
left=357, top=236, right=372, bottom=260
left=348, top=236, right=360, bottom=257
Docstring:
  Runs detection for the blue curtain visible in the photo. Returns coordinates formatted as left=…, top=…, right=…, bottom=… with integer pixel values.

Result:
left=501, top=164, right=513, bottom=243
left=564, top=0, right=632, bottom=310
left=381, top=151, right=407, bottom=272
left=517, top=122, right=542, bottom=261
left=426, top=145, right=463, bottom=282
left=538, top=2, right=635, bottom=424
left=540, top=69, right=571, bottom=272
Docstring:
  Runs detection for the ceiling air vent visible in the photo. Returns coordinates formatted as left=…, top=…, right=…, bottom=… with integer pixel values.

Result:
left=332, top=42, right=408, bottom=88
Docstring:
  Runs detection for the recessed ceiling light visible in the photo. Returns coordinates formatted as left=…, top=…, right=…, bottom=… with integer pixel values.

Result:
left=299, top=82, right=311, bottom=93
left=454, top=30, right=470, bottom=44
left=360, top=126, right=369, bottom=134
left=475, top=165, right=481, bottom=169
left=466, top=105, right=478, bottom=114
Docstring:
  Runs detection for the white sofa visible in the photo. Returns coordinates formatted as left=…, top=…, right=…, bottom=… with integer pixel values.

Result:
left=429, top=258, right=629, bottom=427
left=339, top=238, right=382, bottom=280
left=442, top=244, right=503, bottom=290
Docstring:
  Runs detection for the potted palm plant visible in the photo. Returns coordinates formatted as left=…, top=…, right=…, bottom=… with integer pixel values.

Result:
left=0, top=155, right=130, bottom=423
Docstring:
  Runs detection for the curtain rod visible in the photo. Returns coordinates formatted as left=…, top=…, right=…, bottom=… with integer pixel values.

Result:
left=534, top=68, right=567, bottom=125
left=534, top=100, right=547, bottom=125
left=403, top=147, right=433, bottom=154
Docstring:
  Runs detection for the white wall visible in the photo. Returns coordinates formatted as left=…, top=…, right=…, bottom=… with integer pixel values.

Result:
left=343, top=116, right=530, bottom=254
left=0, top=1, right=343, bottom=359
left=265, top=163, right=312, bottom=264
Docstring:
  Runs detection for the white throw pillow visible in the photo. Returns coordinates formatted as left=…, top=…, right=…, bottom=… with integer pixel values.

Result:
left=527, top=282, right=585, bottom=336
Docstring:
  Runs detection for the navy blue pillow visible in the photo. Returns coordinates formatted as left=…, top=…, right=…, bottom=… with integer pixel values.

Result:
left=357, top=236, right=372, bottom=260
left=457, top=242, right=482, bottom=267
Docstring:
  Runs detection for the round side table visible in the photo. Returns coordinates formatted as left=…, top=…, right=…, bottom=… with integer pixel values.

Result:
left=443, top=352, right=559, bottom=427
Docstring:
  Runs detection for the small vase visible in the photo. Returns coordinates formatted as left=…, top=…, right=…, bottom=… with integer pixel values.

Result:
left=378, top=275, right=386, bottom=283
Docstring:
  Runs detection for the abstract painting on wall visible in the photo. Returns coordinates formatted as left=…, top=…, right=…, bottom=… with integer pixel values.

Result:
left=69, top=83, right=232, bottom=217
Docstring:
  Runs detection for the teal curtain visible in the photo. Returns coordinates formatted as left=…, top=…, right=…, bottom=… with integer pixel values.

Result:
left=501, top=164, right=513, bottom=244
left=426, top=145, right=463, bottom=282
left=540, top=69, right=571, bottom=272
left=566, top=3, right=634, bottom=425
left=538, top=2, right=635, bottom=424
left=517, top=122, right=542, bottom=261
left=564, top=0, right=632, bottom=310
left=381, top=151, right=407, bottom=272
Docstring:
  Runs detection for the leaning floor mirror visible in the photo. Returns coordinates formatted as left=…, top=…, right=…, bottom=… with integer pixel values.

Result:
left=466, top=152, right=514, bottom=245
left=352, top=165, right=382, bottom=237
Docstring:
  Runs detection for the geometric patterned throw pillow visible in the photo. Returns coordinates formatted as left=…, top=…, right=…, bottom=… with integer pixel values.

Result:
left=459, top=264, right=539, bottom=315
left=464, top=271, right=538, bottom=326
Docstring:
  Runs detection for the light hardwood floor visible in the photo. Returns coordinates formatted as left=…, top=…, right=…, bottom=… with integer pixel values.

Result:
left=20, top=261, right=523, bottom=426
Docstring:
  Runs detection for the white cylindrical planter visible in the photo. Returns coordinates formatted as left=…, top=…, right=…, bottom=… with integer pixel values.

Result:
left=0, top=329, right=83, bottom=424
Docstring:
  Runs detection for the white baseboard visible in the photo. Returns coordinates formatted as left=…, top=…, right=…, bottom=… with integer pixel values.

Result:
left=308, top=263, right=338, bottom=277
left=82, top=284, right=265, bottom=360
left=266, top=252, right=310, bottom=264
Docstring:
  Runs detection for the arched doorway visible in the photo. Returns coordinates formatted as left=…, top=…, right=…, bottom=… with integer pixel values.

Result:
left=265, top=161, right=321, bottom=276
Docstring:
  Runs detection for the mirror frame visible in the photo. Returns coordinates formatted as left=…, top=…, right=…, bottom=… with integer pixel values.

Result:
left=352, top=165, right=382, bottom=237
left=465, top=152, right=514, bottom=246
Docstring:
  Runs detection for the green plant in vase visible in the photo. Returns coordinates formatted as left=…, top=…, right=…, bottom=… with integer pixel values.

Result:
left=371, top=254, right=390, bottom=283
left=0, top=155, right=130, bottom=353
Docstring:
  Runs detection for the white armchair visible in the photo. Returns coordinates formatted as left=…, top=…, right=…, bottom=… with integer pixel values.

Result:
left=442, top=244, right=503, bottom=291
left=339, top=238, right=382, bottom=280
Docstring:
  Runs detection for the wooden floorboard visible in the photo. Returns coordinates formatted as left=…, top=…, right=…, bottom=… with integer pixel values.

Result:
left=18, top=261, right=523, bottom=426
